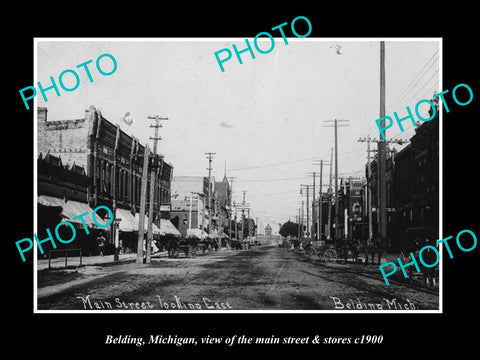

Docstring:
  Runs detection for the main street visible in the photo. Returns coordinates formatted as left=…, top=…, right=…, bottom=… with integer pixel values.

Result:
left=37, top=244, right=438, bottom=311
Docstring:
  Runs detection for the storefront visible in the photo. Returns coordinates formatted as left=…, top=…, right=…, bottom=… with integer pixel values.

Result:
left=37, top=195, right=110, bottom=257
left=115, top=208, right=181, bottom=253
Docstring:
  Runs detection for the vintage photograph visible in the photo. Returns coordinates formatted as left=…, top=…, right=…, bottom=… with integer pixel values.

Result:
left=33, top=38, right=441, bottom=312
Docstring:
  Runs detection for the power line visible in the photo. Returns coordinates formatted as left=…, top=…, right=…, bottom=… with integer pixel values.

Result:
left=356, top=48, right=440, bottom=145
left=52, top=42, right=75, bottom=64
left=227, top=150, right=361, bottom=172
left=237, top=176, right=308, bottom=182
left=388, top=49, right=439, bottom=111
left=247, top=192, right=301, bottom=197
left=402, top=71, right=439, bottom=108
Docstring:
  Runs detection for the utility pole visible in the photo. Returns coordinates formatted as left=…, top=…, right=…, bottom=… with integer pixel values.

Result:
left=247, top=208, right=251, bottom=241
left=323, top=120, right=350, bottom=240
left=300, top=184, right=313, bottom=240
left=205, top=152, right=215, bottom=238
left=312, top=173, right=315, bottom=241
left=327, top=147, right=333, bottom=240
left=301, top=186, right=309, bottom=239
left=315, top=161, right=324, bottom=242
left=241, top=190, right=247, bottom=240
left=297, top=211, right=301, bottom=240
left=318, top=163, right=322, bottom=242
left=237, top=197, right=250, bottom=245
left=301, top=200, right=304, bottom=238
left=146, top=115, right=168, bottom=264
left=228, top=176, right=236, bottom=246
left=136, top=144, right=150, bottom=264
left=378, top=40, right=388, bottom=246
left=306, top=172, right=316, bottom=240
left=146, top=169, right=155, bottom=264
left=112, top=125, right=120, bottom=262
left=234, top=202, right=238, bottom=241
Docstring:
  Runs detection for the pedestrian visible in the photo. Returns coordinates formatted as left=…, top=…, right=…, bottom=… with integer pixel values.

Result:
left=422, top=238, right=437, bottom=287
left=97, top=233, right=106, bottom=256
left=119, top=238, right=124, bottom=254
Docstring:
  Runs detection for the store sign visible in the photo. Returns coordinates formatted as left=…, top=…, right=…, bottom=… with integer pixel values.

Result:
left=160, top=204, right=171, bottom=212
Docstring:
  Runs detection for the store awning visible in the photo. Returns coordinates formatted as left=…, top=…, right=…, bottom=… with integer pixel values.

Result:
left=133, top=214, right=180, bottom=237
left=134, top=213, right=161, bottom=235
left=37, top=195, right=109, bottom=228
left=186, top=228, right=207, bottom=239
left=37, top=195, right=63, bottom=208
left=159, top=219, right=181, bottom=237
left=116, top=208, right=138, bottom=232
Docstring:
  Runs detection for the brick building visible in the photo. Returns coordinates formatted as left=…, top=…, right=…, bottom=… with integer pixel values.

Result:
left=170, top=176, right=209, bottom=234
left=391, top=113, right=439, bottom=250
left=37, top=106, right=177, bottom=254
left=335, top=177, right=368, bottom=241
left=169, top=174, right=232, bottom=244
left=367, top=105, right=439, bottom=250
left=37, top=152, right=102, bottom=256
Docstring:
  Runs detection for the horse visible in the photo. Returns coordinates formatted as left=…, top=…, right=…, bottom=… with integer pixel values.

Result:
left=346, top=238, right=384, bottom=265
left=164, top=237, right=180, bottom=258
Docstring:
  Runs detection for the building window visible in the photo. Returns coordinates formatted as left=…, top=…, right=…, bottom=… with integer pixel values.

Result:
left=106, top=163, right=112, bottom=194
left=123, top=171, right=128, bottom=201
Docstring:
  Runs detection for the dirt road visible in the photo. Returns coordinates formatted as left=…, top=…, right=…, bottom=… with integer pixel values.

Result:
left=37, top=244, right=439, bottom=311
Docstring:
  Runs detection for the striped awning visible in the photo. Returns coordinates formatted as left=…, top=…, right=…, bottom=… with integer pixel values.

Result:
left=134, top=213, right=161, bottom=235
left=37, top=195, right=109, bottom=228
left=116, top=208, right=138, bottom=232
left=159, top=219, right=181, bottom=237
left=131, top=214, right=180, bottom=237
left=186, top=228, right=207, bottom=239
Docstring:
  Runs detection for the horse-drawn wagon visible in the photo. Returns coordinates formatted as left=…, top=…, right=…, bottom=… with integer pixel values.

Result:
left=305, top=238, right=384, bottom=265
left=165, top=228, right=219, bottom=258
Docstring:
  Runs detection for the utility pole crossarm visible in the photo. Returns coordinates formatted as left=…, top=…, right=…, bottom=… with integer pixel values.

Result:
left=148, top=114, right=168, bottom=155
left=358, top=137, right=409, bottom=145
left=148, top=115, right=169, bottom=120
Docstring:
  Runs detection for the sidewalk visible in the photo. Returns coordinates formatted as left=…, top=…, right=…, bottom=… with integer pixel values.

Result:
left=37, top=251, right=168, bottom=271
left=36, top=246, right=234, bottom=271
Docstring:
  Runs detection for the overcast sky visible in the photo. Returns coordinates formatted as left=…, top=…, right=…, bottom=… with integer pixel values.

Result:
left=36, top=38, right=440, bottom=233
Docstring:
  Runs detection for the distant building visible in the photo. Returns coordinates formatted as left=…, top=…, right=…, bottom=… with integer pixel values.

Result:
left=336, top=177, right=367, bottom=241
left=264, top=224, right=272, bottom=236
left=170, top=176, right=210, bottom=234
left=170, top=197, right=204, bottom=238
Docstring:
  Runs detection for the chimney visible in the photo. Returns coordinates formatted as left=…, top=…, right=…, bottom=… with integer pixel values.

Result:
left=37, top=107, right=48, bottom=121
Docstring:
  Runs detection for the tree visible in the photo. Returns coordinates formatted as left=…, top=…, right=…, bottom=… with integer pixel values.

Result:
left=279, top=220, right=299, bottom=238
